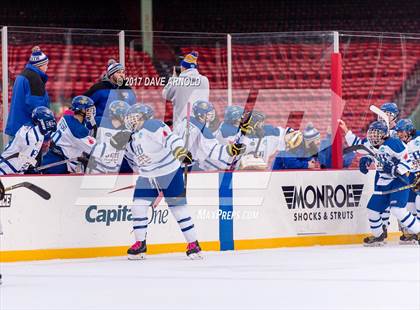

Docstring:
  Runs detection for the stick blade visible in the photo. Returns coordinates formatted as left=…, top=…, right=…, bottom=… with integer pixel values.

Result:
left=22, top=182, right=51, bottom=200
left=369, top=105, right=389, bottom=131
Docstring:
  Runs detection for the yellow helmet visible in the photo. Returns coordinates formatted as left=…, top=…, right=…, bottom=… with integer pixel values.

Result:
left=285, top=130, right=303, bottom=150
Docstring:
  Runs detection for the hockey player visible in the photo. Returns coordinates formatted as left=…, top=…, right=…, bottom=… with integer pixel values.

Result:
left=118, top=104, right=202, bottom=259
left=87, top=100, right=131, bottom=174
left=348, top=121, right=419, bottom=245
left=215, top=105, right=245, bottom=144
left=0, top=106, right=57, bottom=175
left=218, top=108, right=297, bottom=170
left=395, top=119, right=420, bottom=243
left=174, top=100, right=246, bottom=171
left=272, top=123, right=319, bottom=170
left=379, top=102, right=399, bottom=135
left=42, top=96, right=97, bottom=174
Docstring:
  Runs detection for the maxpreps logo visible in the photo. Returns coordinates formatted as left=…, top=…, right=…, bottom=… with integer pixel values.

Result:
left=281, top=184, right=364, bottom=222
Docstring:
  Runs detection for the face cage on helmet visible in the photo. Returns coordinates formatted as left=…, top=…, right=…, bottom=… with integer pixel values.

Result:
left=39, top=119, right=57, bottom=134
left=125, top=113, right=144, bottom=131
left=367, top=128, right=386, bottom=147
left=378, top=111, right=397, bottom=123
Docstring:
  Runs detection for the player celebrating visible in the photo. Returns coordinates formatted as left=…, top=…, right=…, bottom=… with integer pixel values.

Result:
left=349, top=121, right=419, bottom=246
left=0, top=106, right=57, bottom=175
left=215, top=105, right=245, bottom=144
left=395, top=119, right=420, bottom=243
left=221, top=109, right=297, bottom=170
left=87, top=100, right=131, bottom=174
left=174, top=100, right=246, bottom=171
left=119, top=104, right=202, bottom=259
left=42, top=96, right=97, bottom=174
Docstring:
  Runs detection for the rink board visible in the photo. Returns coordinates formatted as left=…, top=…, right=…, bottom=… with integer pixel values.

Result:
left=0, top=170, right=399, bottom=262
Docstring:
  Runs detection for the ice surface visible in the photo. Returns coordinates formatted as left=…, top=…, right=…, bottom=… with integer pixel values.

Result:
left=1, top=244, right=419, bottom=310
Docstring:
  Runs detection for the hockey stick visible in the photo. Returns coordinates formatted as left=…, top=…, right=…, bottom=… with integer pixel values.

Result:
left=373, top=183, right=418, bottom=195
left=227, top=88, right=260, bottom=170
left=108, top=184, right=163, bottom=209
left=4, top=182, right=51, bottom=200
left=34, top=157, right=80, bottom=172
left=183, top=101, right=191, bottom=192
left=343, top=144, right=372, bottom=155
left=370, top=105, right=390, bottom=133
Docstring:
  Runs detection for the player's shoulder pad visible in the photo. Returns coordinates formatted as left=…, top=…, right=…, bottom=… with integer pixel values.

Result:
left=143, top=119, right=165, bottom=133
left=263, top=125, right=280, bottom=136
left=384, top=137, right=405, bottom=153
left=63, top=115, right=90, bottom=138
left=190, top=117, right=214, bottom=139
left=220, top=122, right=238, bottom=138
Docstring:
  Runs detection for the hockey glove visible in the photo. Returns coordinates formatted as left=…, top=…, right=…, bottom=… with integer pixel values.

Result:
left=227, top=143, right=246, bottom=157
left=110, top=131, right=132, bottom=151
left=239, top=113, right=254, bottom=135
left=173, top=147, right=193, bottom=165
left=77, top=152, right=97, bottom=171
left=413, top=172, right=420, bottom=192
left=382, top=161, right=399, bottom=177
left=359, top=156, right=373, bottom=174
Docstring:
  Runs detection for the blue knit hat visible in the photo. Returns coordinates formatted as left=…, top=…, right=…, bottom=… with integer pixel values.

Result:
left=303, top=123, right=320, bottom=142
left=29, top=46, right=49, bottom=67
left=107, top=59, right=124, bottom=78
left=180, top=51, right=199, bottom=69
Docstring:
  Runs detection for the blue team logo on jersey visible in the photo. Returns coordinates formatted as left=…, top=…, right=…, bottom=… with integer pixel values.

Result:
left=415, top=140, right=420, bottom=147
left=379, top=146, right=386, bottom=152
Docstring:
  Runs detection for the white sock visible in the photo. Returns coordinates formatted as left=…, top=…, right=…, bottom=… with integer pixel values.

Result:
left=131, top=199, right=150, bottom=241
left=368, top=209, right=384, bottom=237
left=381, top=207, right=390, bottom=227
left=390, top=207, right=419, bottom=234
left=169, top=205, right=197, bottom=243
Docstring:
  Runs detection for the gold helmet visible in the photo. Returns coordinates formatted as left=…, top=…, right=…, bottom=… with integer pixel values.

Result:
left=285, top=130, right=303, bottom=150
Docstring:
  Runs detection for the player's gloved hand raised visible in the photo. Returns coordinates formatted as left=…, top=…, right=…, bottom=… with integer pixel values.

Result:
left=173, top=147, right=193, bottom=165
left=239, top=113, right=254, bottom=135
left=359, top=156, right=373, bottom=174
left=110, top=130, right=132, bottom=151
left=227, top=143, right=246, bottom=157
left=382, top=161, right=399, bottom=177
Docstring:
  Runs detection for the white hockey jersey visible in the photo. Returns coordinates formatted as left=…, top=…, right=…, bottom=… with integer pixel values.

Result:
left=345, top=131, right=412, bottom=186
left=88, top=118, right=125, bottom=174
left=406, top=132, right=420, bottom=173
left=50, top=115, right=96, bottom=172
left=126, top=119, right=184, bottom=177
left=174, top=117, right=234, bottom=171
left=0, top=124, right=44, bottom=174
left=215, top=122, right=289, bottom=163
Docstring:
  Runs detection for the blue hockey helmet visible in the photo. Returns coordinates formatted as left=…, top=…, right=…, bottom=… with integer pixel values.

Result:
left=395, top=118, right=415, bottom=133
left=395, top=118, right=415, bottom=142
left=32, top=106, right=57, bottom=135
left=124, top=103, right=155, bottom=131
left=108, top=100, right=130, bottom=121
left=367, top=120, right=388, bottom=147
left=224, top=105, right=244, bottom=124
left=71, top=95, right=95, bottom=113
left=192, top=100, right=215, bottom=123
left=380, top=102, right=399, bottom=119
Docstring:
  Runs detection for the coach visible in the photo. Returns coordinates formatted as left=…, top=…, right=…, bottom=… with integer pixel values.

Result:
left=5, top=46, right=50, bottom=139
left=162, top=51, right=210, bottom=128
left=84, top=59, right=136, bottom=125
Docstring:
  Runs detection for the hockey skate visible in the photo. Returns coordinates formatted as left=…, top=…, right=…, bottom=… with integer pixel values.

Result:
left=382, top=224, right=388, bottom=239
left=127, top=240, right=147, bottom=260
left=363, top=234, right=385, bottom=247
left=399, top=232, right=418, bottom=245
left=186, top=241, right=203, bottom=260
